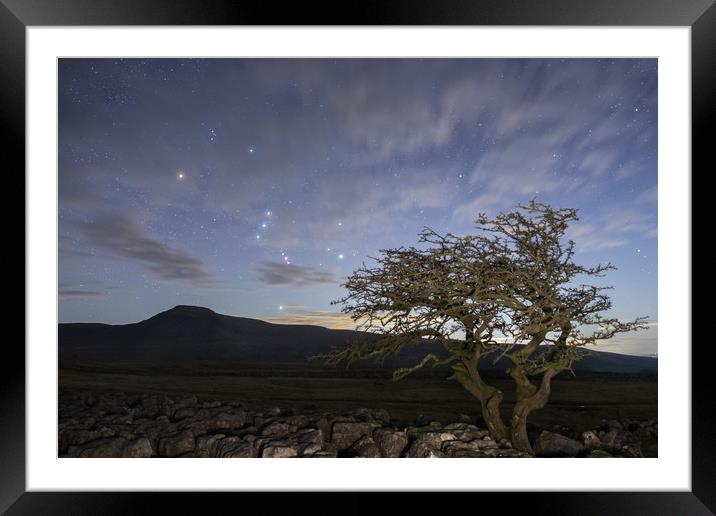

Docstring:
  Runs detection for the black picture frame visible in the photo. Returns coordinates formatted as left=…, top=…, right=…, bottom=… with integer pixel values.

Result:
left=6, top=0, right=709, bottom=513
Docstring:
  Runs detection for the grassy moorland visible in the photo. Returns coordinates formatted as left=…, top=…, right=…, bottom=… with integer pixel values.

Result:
left=59, top=363, right=656, bottom=433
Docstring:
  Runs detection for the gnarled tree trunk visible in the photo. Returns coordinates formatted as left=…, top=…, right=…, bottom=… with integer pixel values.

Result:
left=481, top=389, right=507, bottom=441
left=453, top=358, right=508, bottom=442
left=509, top=369, right=557, bottom=454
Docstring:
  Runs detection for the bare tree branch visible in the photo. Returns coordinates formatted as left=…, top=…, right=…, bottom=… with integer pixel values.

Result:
left=323, top=201, right=647, bottom=453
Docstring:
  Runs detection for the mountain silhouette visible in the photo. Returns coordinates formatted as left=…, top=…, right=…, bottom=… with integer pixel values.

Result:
left=59, top=305, right=657, bottom=374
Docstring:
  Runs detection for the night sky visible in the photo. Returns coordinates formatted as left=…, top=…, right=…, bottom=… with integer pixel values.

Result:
left=58, top=58, right=657, bottom=355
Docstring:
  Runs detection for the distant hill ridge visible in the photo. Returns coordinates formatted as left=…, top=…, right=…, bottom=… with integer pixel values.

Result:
left=59, top=305, right=657, bottom=374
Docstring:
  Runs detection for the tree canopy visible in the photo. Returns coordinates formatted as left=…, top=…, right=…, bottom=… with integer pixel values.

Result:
left=327, top=201, right=647, bottom=453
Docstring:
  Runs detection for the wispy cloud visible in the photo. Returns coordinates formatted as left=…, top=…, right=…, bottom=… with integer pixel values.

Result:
left=59, top=288, right=105, bottom=298
left=80, top=213, right=212, bottom=286
left=58, top=58, right=657, bottom=340
left=603, top=209, right=656, bottom=235
left=395, top=178, right=456, bottom=211
left=635, top=185, right=658, bottom=205
left=255, top=262, right=337, bottom=287
left=577, top=148, right=623, bottom=178
left=454, top=134, right=575, bottom=221
left=567, top=223, right=627, bottom=251
left=566, top=207, right=656, bottom=252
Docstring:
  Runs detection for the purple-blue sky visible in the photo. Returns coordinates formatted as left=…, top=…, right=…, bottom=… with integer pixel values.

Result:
left=58, top=58, right=657, bottom=355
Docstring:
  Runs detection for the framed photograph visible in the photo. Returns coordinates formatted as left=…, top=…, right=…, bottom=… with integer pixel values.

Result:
left=8, top=0, right=709, bottom=513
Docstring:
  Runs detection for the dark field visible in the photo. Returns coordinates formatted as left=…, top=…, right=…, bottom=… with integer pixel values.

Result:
left=59, top=365, right=657, bottom=434
left=58, top=307, right=658, bottom=444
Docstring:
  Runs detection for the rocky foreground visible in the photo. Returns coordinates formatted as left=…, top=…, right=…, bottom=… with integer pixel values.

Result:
left=59, top=392, right=656, bottom=458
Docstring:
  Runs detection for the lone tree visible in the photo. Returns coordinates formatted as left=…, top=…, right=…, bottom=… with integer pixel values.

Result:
left=327, top=201, right=646, bottom=454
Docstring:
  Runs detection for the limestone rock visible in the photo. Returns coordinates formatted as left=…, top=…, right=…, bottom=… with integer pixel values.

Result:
left=415, top=431, right=459, bottom=449
left=194, top=434, right=227, bottom=457
left=261, top=441, right=299, bottom=458
left=330, top=421, right=380, bottom=451
left=194, top=435, right=255, bottom=458
left=260, top=421, right=293, bottom=436
left=58, top=392, right=657, bottom=460
left=441, top=438, right=499, bottom=457
left=582, top=431, right=602, bottom=450
left=67, top=437, right=152, bottom=458
left=213, top=436, right=255, bottom=458
left=347, top=436, right=382, bottom=458
left=599, top=429, right=643, bottom=457
left=478, top=447, right=531, bottom=458
left=60, top=426, right=116, bottom=453
left=587, top=449, right=613, bottom=458
left=173, top=407, right=202, bottom=421
left=534, top=431, right=584, bottom=457
left=205, top=409, right=247, bottom=432
left=177, top=419, right=208, bottom=437
left=158, top=430, right=195, bottom=457
left=373, top=428, right=408, bottom=458
left=133, top=418, right=177, bottom=446
left=404, top=440, right=445, bottom=458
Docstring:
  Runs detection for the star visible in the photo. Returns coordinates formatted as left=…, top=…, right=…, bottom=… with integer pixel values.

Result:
left=57, top=58, right=656, bottom=357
